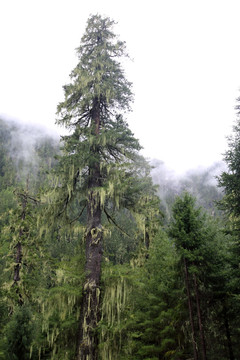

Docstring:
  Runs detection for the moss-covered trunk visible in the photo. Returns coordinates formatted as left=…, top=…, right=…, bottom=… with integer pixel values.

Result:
left=13, top=188, right=27, bottom=306
left=77, top=101, right=103, bottom=359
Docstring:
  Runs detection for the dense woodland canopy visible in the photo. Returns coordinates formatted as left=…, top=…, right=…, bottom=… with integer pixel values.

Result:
left=0, top=14, right=240, bottom=360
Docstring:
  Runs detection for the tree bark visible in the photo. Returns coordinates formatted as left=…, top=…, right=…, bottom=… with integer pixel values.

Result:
left=13, top=242, right=22, bottom=283
left=13, top=185, right=28, bottom=305
left=77, top=101, right=103, bottom=360
left=183, top=258, right=198, bottom=360
left=193, top=272, right=207, bottom=360
left=223, top=302, right=234, bottom=360
left=77, top=194, right=102, bottom=359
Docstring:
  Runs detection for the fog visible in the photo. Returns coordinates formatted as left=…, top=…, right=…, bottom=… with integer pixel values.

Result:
left=1, top=1, right=239, bottom=175
left=1, top=117, right=60, bottom=184
left=2, top=117, right=226, bottom=197
left=150, top=159, right=225, bottom=218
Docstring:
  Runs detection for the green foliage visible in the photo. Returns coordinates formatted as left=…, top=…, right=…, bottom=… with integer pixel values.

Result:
left=218, top=114, right=240, bottom=295
left=99, top=232, right=184, bottom=360
left=99, top=263, right=134, bottom=360
left=52, top=16, right=162, bottom=358
left=169, top=193, right=240, bottom=359
left=1, top=18, right=240, bottom=360
left=38, top=246, right=85, bottom=359
left=50, top=14, right=145, bottom=228
left=218, top=118, right=240, bottom=223
left=127, top=231, right=183, bottom=360
left=2, top=187, right=41, bottom=309
left=4, top=304, right=36, bottom=360
left=56, top=15, right=133, bottom=129
left=169, top=192, right=205, bottom=256
left=217, top=112, right=240, bottom=359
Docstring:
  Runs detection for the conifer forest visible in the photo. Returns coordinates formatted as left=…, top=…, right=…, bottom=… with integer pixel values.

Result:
left=1, top=14, right=240, bottom=360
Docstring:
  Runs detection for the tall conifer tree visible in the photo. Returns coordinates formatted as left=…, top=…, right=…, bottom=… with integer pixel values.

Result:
left=169, top=193, right=207, bottom=360
left=54, top=15, right=142, bottom=359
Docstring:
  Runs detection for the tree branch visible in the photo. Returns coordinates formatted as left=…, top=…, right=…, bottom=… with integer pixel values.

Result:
left=104, top=208, right=130, bottom=237
left=70, top=204, right=87, bottom=224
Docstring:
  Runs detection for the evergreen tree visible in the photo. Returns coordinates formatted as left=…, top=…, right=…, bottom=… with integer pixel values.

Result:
left=0, top=119, right=64, bottom=358
left=218, top=104, right=240, bottom=359
left=169, top=193, right=207, bottom=360
left=218, top=113, right=240, bottom=293
left=52, top=14, right=150, bottom=359
left=4, top=304, right=36, bottom=360
left=126, top=231, right=183, bottom=360
left=168, top=193, right=240, bottom=360
left=218, top=116, right=240, bottom=223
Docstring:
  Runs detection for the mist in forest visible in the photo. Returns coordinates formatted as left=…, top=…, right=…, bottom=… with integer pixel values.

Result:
left=150, top=158, right=225, bottom=217
left=1, top=117, right=225, bottom=215
left=0, top=117, right=60, bottom=182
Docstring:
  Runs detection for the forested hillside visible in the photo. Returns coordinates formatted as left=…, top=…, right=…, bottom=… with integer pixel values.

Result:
left=1, top=14, right=240, bottom=360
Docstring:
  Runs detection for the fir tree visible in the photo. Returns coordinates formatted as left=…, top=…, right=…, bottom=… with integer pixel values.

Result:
left=218, top=116, right=240, bottom=223
left=218, top=100, right=240, bottom=359
left=54, top=14, right=144, bottom=359
left=169, top=193, right=207, bottom=360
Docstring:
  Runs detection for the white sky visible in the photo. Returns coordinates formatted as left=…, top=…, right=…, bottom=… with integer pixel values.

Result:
left=1, top=0, right=240, bottom=174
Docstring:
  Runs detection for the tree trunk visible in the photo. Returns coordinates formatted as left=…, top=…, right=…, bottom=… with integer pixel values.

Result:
left=13, top=185, right=28, bottom=305
left=223, top=302, right=234, bottom=360
left=183, top=258, right=198, bottom=360
left=13, top=241, right=22, bottom=283
left=193, top=272, right=207, bottom=360
left=77, top=194, right=102, bottom=359
left=77, top=101, right=103, bottom=360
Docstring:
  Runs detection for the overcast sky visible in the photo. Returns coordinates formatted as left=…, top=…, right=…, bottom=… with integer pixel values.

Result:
left=1, top=0, right=240, bottom=174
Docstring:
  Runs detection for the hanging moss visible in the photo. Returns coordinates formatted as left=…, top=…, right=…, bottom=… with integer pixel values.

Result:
left=99, top=264, right=134, bottom=359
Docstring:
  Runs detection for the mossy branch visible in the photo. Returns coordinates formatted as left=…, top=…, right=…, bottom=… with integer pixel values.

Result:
left=104, top=208, right=130, bottom=238
left=70, top=203, right=87, bottom=224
